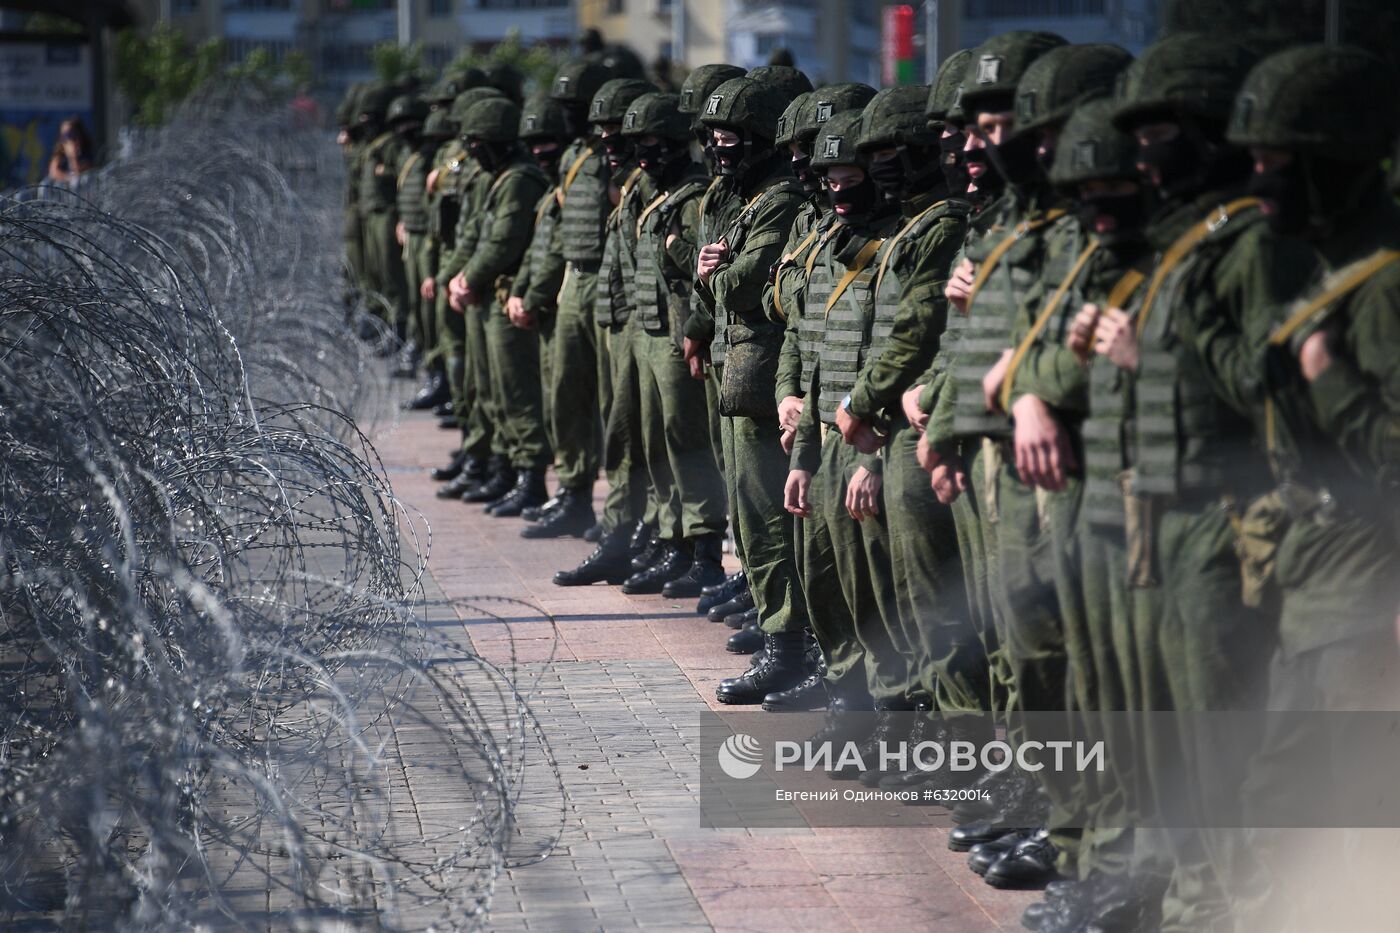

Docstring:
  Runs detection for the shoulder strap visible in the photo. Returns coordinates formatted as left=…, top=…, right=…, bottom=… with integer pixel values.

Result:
left=965, top=207, right=1068, bottom=310
left=999, top=241, right=1101, bottom=413
left=874, top=198, right=948, bottom=296
left=559, top=142, right=598, bottom=199
left=770, top=225, right=825, bottom=319
left=396, top=151, right=422, bottom=188
left=823, top=236, right=886, bottom=320
left=805, top=222, right=843, bottom=277
left=1134, top=196, right=1261, bottom=338
left=1269, top=248, right=1400, bottom=348
left=635, top=191, right=669, bottom=238
left=486, top=164, right=527, bottom=200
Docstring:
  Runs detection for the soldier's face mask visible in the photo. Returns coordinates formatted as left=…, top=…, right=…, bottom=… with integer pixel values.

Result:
left=467, top=139, right=504, bottom=171
left=1247, top=154, right=1309, bottom=235
left=867, top=149, right=907, bottom=198
left=826, top=169, right=879, bottom=222
left=987, top=131, right=1042, bottom=191
left=1076, top=189, right=1150, bottom=247
left=601, top=132, right=632, bottom=169
left=707, top=140, right=743, bottom=176
left=940, top=130, right=970, bottom=195
left=531, top=142, right=563, bottom=176
left=789, top=143, right=818, bottom=194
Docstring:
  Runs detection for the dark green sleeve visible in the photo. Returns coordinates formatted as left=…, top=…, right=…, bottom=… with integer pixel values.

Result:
left=776, top=306, right=804, bottom=404
left=523, top=202, right=567, bottom=316
left=462, top=172, right=548, bottom=293
left=708, top=192, right=805, bottom=317
left=847, top=213, right=965, bottom=422
left=791, top=358, right=823, bottom=475
left=1308, top=279, right=1400, bottom=485
left=1006, top=276, right=1088, bottom=414
left=1178, top=224, right=1318, bottom=419
left=435, top=174, right=481, bottom=287
left=665, top=198, right=701, bottom=277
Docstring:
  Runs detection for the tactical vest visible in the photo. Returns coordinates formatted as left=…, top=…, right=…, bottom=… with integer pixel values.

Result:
left=1131, top=205, right=1271, bottom=499
left=869, top=198, right=968, bottom=373
left=1083, top=353, right=1135, bottom=529
left=526, top=188, right=563, bottom=293
left=559, top=139, right=609, bottom=267
left=712, top=178, right=805, bottom=367
left=358, top=133, right=400, bottom=215
left=428, top=144, right=467, bottom=247
left=634, top=178, right=707, bottom=334
left=595, top=170, right=645, bottom=328
left=796, top=232, right=834, bottom=396
left=807, top=229, right=891, bottom=425
left=951, top=209, right=1074, bottom=439
left=396, top=147, right=432, bottom=234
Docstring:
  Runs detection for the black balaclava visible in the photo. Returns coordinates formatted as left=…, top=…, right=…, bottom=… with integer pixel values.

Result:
left=466, top=139, right=512, bottom=173
left=790, top=144, right=819, bottom=195
left=867, top=143, right=950, bottom=204
left=561, top=103, right=589, bottom=141
left=1077, top=187, right=1154, bottom=252
left=1138, top=117, right=1252, bottom=203
left=601, top=131, right=635, bottom=185
left=1248, top=153, right=1379, bottom=242
left=940, top=128, right=971, bottom=195
left=706, top=128, right=779, bottom=189
left=530, top=140, right=565, bottom=180
left=638, top=137, right=692, bottom=189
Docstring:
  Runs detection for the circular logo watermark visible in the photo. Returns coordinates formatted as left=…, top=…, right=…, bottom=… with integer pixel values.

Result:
left=717, top=733, right=763, bottom=780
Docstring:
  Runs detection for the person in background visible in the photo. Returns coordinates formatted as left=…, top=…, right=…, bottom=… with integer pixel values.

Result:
left=47, top=117, right=94, bottom=185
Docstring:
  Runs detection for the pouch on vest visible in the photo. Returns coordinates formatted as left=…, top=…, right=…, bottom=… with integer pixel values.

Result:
left=1233, top=490, right=1289, bottom=612
left=720, top=320, right=783, bottom=418
left=1121, top=469, right=1160, bottom=589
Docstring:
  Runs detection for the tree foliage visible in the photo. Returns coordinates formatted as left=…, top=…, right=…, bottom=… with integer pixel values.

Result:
left=449, top=29, right=561, bottom=95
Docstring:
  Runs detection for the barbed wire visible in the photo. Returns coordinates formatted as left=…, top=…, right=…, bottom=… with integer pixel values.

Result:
left=0, top=84, right=564, bottom=930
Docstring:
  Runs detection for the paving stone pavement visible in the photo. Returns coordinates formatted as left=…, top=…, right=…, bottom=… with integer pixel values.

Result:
left=376, top=409, right=1039, bottom=932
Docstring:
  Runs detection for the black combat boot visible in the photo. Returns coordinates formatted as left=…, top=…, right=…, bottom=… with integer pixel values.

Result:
left=433, top=401, right=455, bottom=417
left=725, top=619, right=764, bottom=654
left=461, top=455, right=512, bottom=503
left=521, top=487, right=596, bottom=539
left=714, top=631, right=808, bottom=705
left=970, top=830, right=1038, bottom=875
left=761, top=634, right=826, bottom=711
left=621, top=541, right=691, bottom=594
left=708, top=587, right=754, bottom=624
left=437, top=414, right=460, bottom=429
left=627, top=523, right=659, bottom=571
left=862, top=697, right=936, bottom=788
left=553, top=524, right=635, bottom=586
left=983, top=828, right=1060, bottom=889
left=522, top=485, right=567, bottom=522
left=582, top=522, right=603, bottom=542
left=727, top=606, right=759, bottom=630
left=809, top=694, right=872, bottom=747
left=436, top=455, right=486, bottom=498
left=489, top=467, right=548, bottom=517
left=831, top=700, right=910, bottom=782
left=661, top=534, right=726, bottom=598
left=406, top=367, right=450, bottom=410
left=697, top=570, right=746, bottom=615
left=392, top=339, right=420, bottom=378
left=431, top=448, right=468, bottom=482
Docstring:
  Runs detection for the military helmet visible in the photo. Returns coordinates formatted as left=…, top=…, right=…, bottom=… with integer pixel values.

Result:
left=484, top=61, right=524, bottom=104
left=450, top=86, right=506, bottom=129
left=550, top=60, right=613, bottom=107
left=356, top=83, right=394, bottom=124
left=699, top=76, right=790, bottom=142
left=386, top=94, right=428, bottom=126
left=959, top=31, right=1068, bottom=116
left=461, top=97, right=521, bottom=144
left=427, top=72, right=470, bottom=107
left=600, top=44, right=647, bottom=80
left=1113, top=33, right=1259, bottom=131
left=335, top=82, right=363, bottom=126
left=927, top=49, right=974, bottom=125
left=775, top=93, right=812, bottom=148
left=745, top=65, right=815, bottom=104
left=519, top=92, right=569, bottom=141
left=1013, top=44, right=1133, bottom=138
left=590, top=78, right=655, bottom=126
left=621, top=92, right=691, bottom=140
left=678, top=64, right=746, bottom=115
left=423, top=107, right=457, bottom=141
left=1227, top=44, right=1399, bottom=163
left=449, top=65, right=490, bottom=90
left=810, top=110, right=867, bottom=171
left=798, top=83, right=879, bottom=148
left=858, top=85, right=937, bottom=151
left=1049, top=98, right=1140, bottom=189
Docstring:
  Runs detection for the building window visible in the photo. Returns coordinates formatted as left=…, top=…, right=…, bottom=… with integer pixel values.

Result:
left=429, top=0, right=452, bottom=14
left=607, top=0, right=625, bottom=12
left=225, top=0, right=293, bottom=10
left=964, top=0, right=1106, bottom=16
left=173, top=0, right=200, bottom=12
left=476, top=0, right=569, bottom=9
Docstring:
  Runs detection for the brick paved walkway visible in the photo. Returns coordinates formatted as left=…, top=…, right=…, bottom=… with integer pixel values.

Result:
left=379, top=408, right=1038, bottom=933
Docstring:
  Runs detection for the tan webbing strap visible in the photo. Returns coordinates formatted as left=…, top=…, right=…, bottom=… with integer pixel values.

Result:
left=771, top=226, right=823, bottom=318
left=396, top=151, right=422, bottom=189
left=1106, top=267, right=1147, bottom=310
left=1263, top=247, right=1400, bottom=453
left=874, top=198, right=946, bottom=296
left=485, top=165, right=524, bottom=201
left=560, top=143, right=596, bottom=193
left=804, top=223, right=843, bottom=277
left=635, top=191, right=669, bottom=239
left=823, top=237, right=886, bottom=319
left=965, top=207, right=1068, bottom=310
left=1135, top=197, right=1261, bottom=339
left=999, top=241, right=1101, bottom=413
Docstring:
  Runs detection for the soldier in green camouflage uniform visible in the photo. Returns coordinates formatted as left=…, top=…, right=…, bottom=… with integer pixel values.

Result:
left=512, top=93, right=588, bottom=537
left=1227, top=44, right=1400, bottom=933
left=691, top=77, right=810, bottom=703
left=1106, top=34, right=1318, bottom=933
left=618, top=92, right=730, bottom=594
left=393, top=95, right=434, bottom=381
left=844, top=83, right=977, bottom=780
left=356, top=86, right=407, bottom=337
left=446, top=97, right=551, bottom=517
left=337, top=82, right=369, bottom=314
left=431, top=87, right=510, bottom=503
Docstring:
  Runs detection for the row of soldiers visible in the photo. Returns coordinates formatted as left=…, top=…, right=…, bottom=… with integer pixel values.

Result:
left=337, top=32, right=1400, bottom=932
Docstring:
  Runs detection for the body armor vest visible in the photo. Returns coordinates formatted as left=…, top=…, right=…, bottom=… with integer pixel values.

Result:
left=396, top=147, right=431, bottom=234
left=951, top=211, right=1073, bottom=439
left=808, top=229, right=892, bottom=425
left=596, top=170, right=645, bottom=328
left=1130, top=221, right=1271, bottom=500
left=358, top=132, right=400, bottom=215
left=1083, top=353, right=1135, bottom=529
left=428, top=144, right=466, bottom=246
left=634, top=178, right=707, bottom=335
left=526, top=188, right=562, bottom=291
left=559, top=139, right=609, bottom=267
left=713, top=178, right=805, bottom=367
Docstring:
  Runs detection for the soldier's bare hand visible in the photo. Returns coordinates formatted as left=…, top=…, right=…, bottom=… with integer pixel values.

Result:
left=395, top=221, right=406, bottom=247
left=426, top=168, right=439, bottom=194
left=982, top=348, right=1013, bottom=415
left=780, top=428, right=796, bottom=455
left=845, top=466, right=882, bottom=521
left=1299, top=330, right=1334, bottom=381
left=420, top=277, right=436, bottom=301
left=916, top=432, right=941, bottom=472
left=682, top=337, right=708, bottom=380
left=448, top=274, right=468, bottom=313
left=1093, top=307, right=1137, bottom=371
left=778, top=395, right=804, bottom=432
left=1012, top=393, right=1076, bottom=491
left=902, top=384, right=928, bottom=433
left=785, top=469, right=813, bottom=517
left=946, top=258, right=976, bottom=313
left=507, top=297, right=534, bottom=330
left=851, top=423, right=882, bottom=455
left=931, top=457, right=967, bottom=505
left=1068, top=302, right=1100, bottom=364
left=697, top=240, right=728, bottom=281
